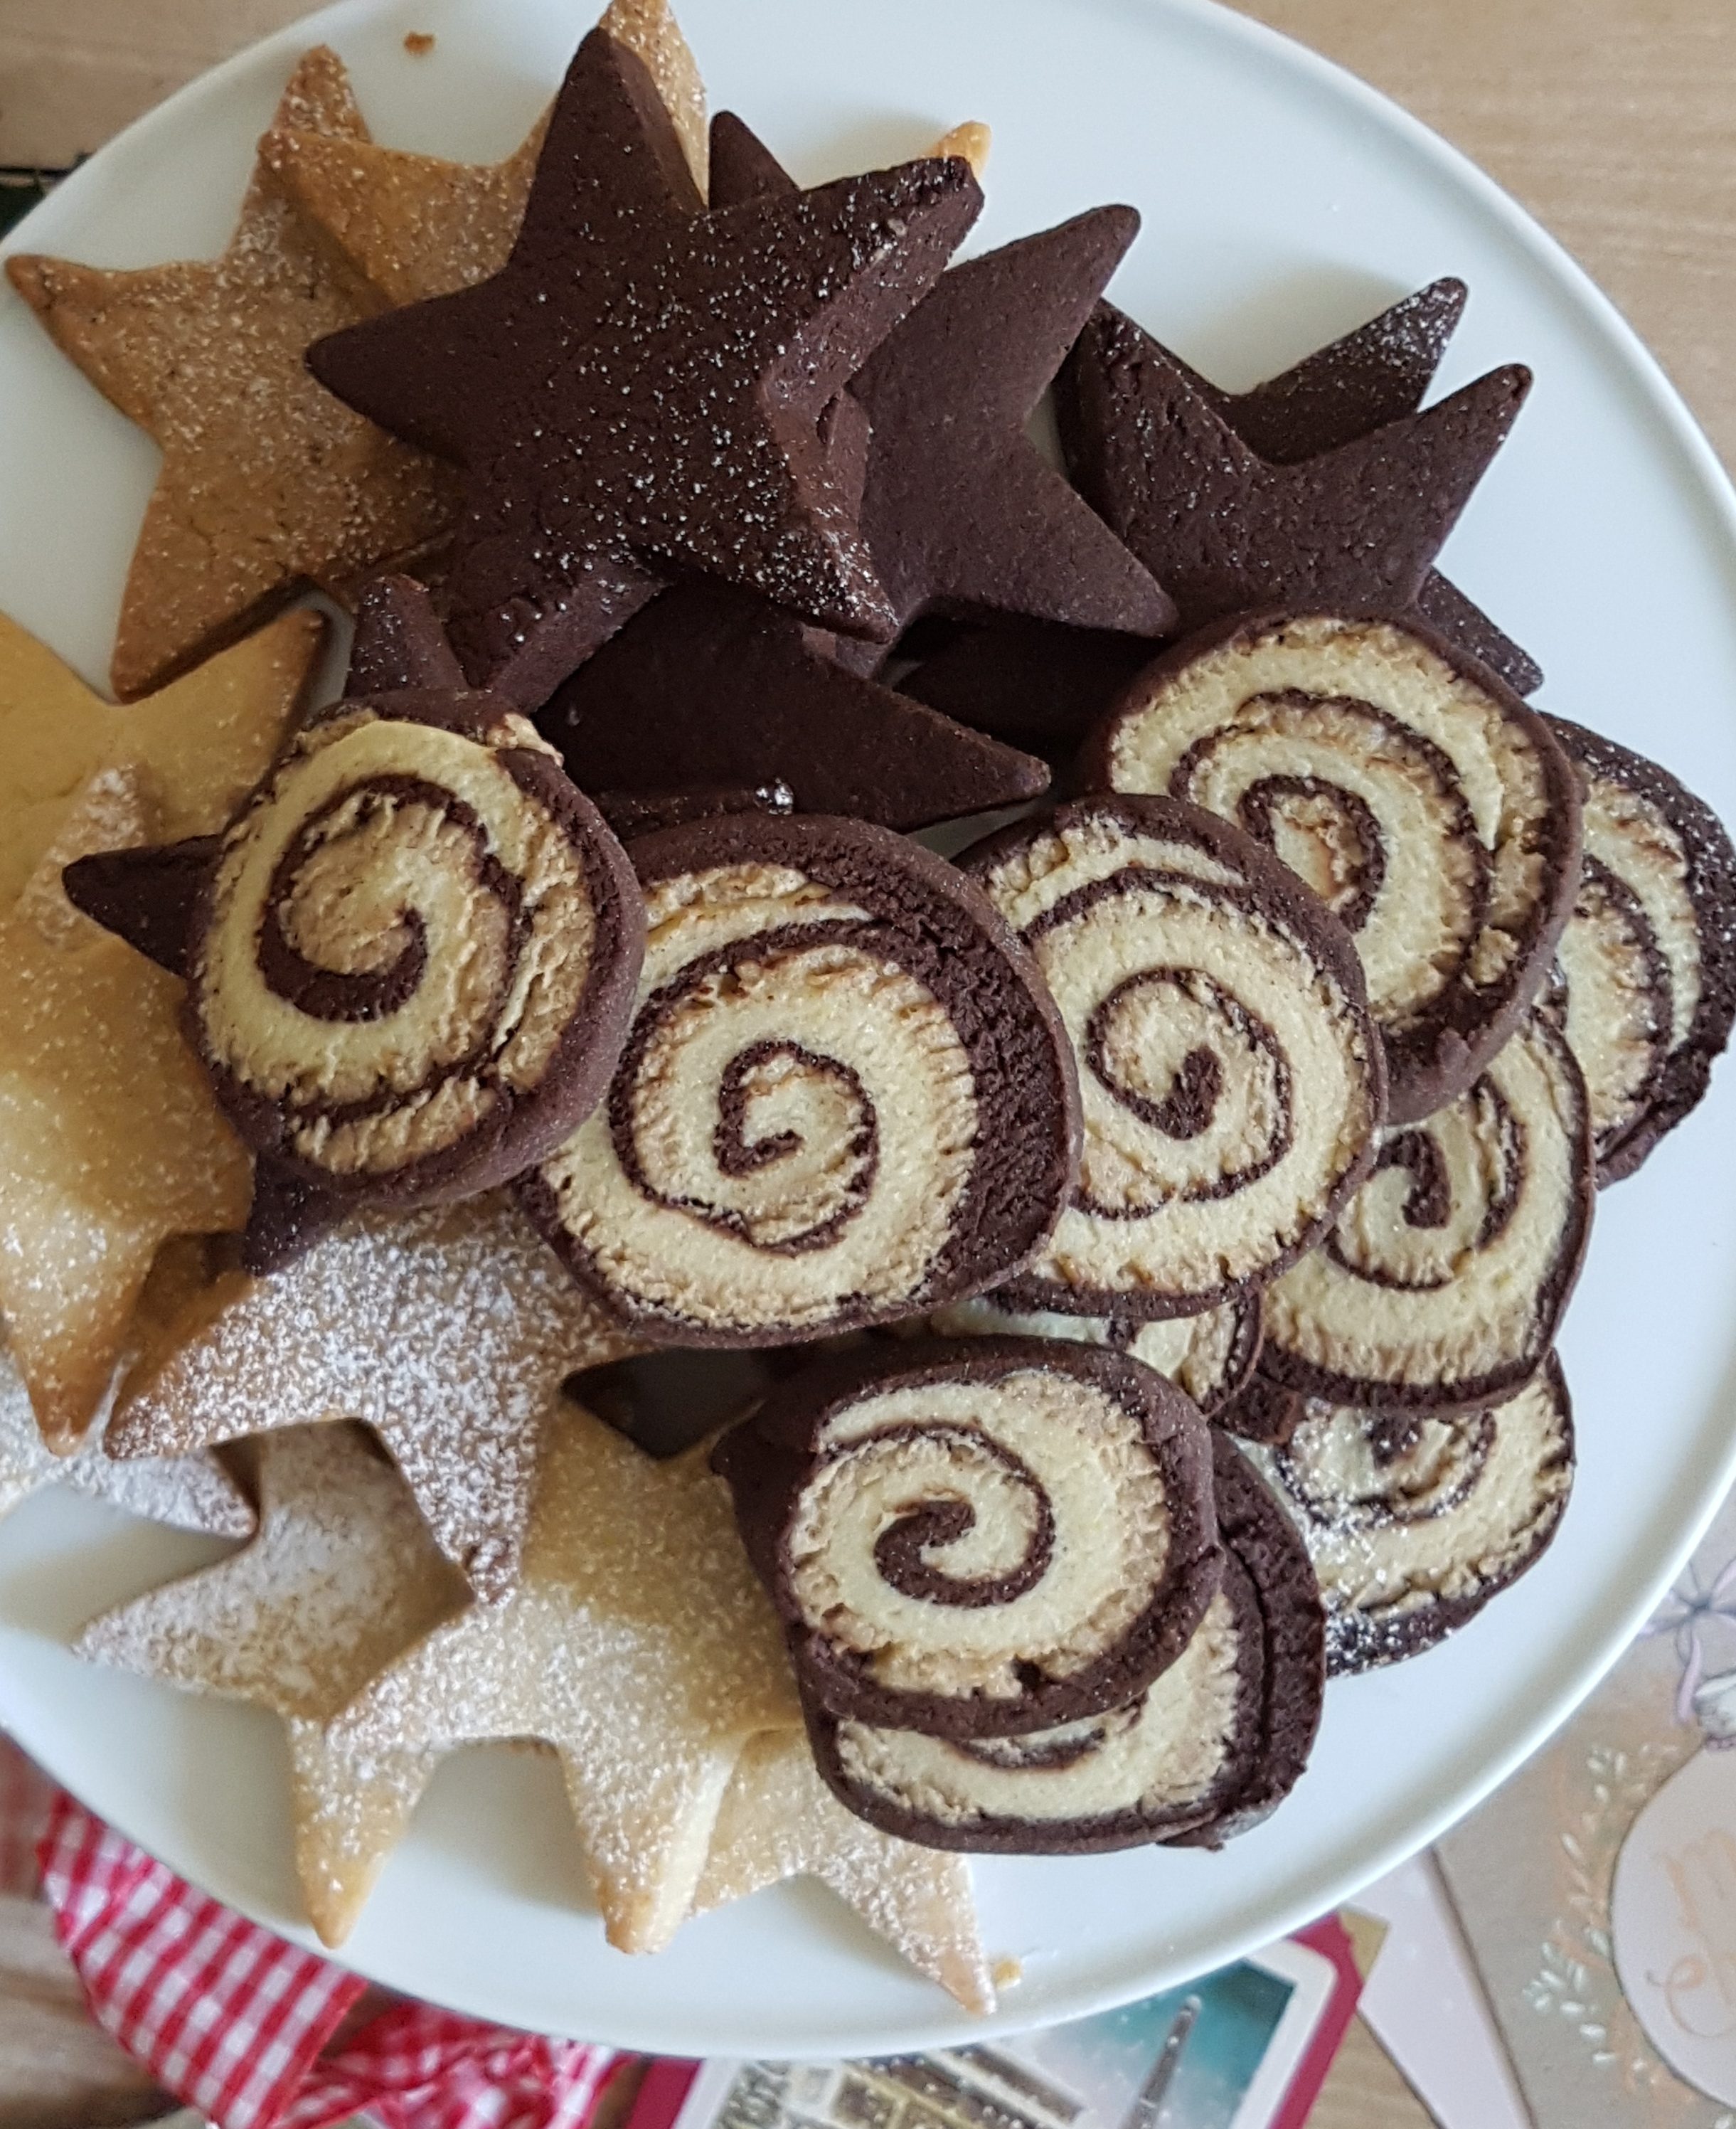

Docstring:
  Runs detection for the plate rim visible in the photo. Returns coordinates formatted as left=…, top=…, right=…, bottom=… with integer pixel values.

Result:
left=2, top=0, right=1735, bottom=2056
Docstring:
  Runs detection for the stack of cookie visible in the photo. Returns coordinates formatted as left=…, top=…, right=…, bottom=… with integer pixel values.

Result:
left=1, top=0, right=1732, bottom=2012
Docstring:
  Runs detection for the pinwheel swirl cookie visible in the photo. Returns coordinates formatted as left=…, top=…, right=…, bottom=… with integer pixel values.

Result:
left=960, top=794, right=1384, bottom=1319
left=1083, top=611, right=1583, bottom=1122
left=807, top=1433, right=1323, bottom=1853
left=1547, top=716, right=1736, bottom=1183
left=1261, top=1009, right=1594, bottom=1411
left=714, top=1337, right=1223, bottom=1738
left=521, top=812, right=1080, bottom=1344
left=1249, top=1358, right=1573, bottom=1672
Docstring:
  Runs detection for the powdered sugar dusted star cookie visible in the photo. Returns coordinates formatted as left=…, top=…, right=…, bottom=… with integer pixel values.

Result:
left=105, top=1195, right=648, bottom=1599
left=297, top=1403, right=800, bottom=1953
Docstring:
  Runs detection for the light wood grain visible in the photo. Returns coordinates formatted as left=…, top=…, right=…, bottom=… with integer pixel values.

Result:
left=0, top=1894, right=165, bottom=2128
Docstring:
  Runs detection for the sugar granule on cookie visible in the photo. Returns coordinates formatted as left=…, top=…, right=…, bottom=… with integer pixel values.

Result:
left=298, top=1403, right=801, bottom=1954
left=520, top=812, right=1080, bottom=1347
left=714, top=1337, right=1223, bottom=1738
left=1546, top=716, right=1736, bottom=1183
left=960, top=794, right=1385, bottom=1317
left=308, top=28, right=984, bottom=701
left=75, top=1423, right=471, bottom=1945
left=0, top=771, right=255, bottom=1448
left=693, top=1728, right=994, bottom=2013
left=6, top=50, right=454, bottom=699
left=107, top=1195, right=647, bottom=1600
left=265, top=0, right=707, bottom=309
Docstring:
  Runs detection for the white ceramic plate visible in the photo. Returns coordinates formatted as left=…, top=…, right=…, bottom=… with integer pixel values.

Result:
left=2, top=0, right=1735, bottom=2062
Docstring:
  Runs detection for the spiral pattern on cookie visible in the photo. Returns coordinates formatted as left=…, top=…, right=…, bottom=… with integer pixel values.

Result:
left=521, top=815, right=1078, bottom=1345
left=1085, top=612, right=1582, bottom=1123
left=809, top=1437, right=1323, bottom=1851
left=1548, top=716, right=1736, bottom=1183
left=1261, top=1009, right=1594, bottom=1411
left=1251, top=1356, right=1572, bottom=1672
left=713, top=1337, right=1222, bottom=1738
left=191, top=699, right=643, bottom=1205
left=962, top=795, right=1383, bottom=1320
left=923, top=1292, right=1260, bottom=1421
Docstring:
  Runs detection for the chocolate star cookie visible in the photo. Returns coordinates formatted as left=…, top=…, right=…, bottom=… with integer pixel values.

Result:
left=308, top=28, right=984, bottom=703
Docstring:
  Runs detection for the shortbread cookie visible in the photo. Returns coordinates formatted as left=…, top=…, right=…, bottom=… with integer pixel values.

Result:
left=539, top=579, right=1049, bottom=833
left=1547, top=717, right=1736, bottom=1182
left=107, top=1195, right=646, bottom=1600
left=521, top=813, right=1079, bottom=1345
left=809, top=1435, right=1322, bottom=1852
left=75, top=1423, right=472, bottom=1948
left=1261, top=1009, right=1594, bottom=1411
left=960, top=795, right=1383, bottom=1317
left=1055, top=300, right=1530, bottom=647
left=6, top=51, right=453, bottom=698
left=0, top=773, right=252, bottom=1448
left=262, top=0, right=707, bottom=308
left=922, top=1293, right=1260, bottom=1421
left=297, top=1404, right=800, bottom=1953
left=308, top=29, right=984, bottom=699
left=713, top=1337, right=1221, bottom=1738
left=0, top=1238, right=252, bottom=1537
left=1249, top=1357, right=1573, bottom=1672
left=693, top=1729, right=993, bottom=2014
left=1085, top=612, right=1582, bottom=1122
left=186, top=689, right=642, bottom=1261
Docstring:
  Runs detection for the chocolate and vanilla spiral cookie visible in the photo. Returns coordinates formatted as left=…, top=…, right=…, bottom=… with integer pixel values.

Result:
left=959, top=795, right=1384, bottom=1319
left=713, top=1337, right=1222, bottom=1738
left=521, top=814, right=1079, bottom=1345
left=807, top=1435, right=1323, bottom=1852
left=922, top=1292, right=1261, bottom=1422
left=188, top=691, right=644, bottom=1231
left=1083, top=612, right=1582, bottom=1123
left=1261, top=1009, right=1594, bottom=1411
left=1546, top=717, right=1736, bottom=1183
left=1249, top=1357, right=1573, bottom=1672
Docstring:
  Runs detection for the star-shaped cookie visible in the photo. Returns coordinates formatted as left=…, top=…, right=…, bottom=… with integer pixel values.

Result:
left=75, top=1423, right=471, bottom=1943
left=538, top=579, right=1048, bottom=831
left=0, top=772, right=257, bottom=1449
left=0, top=1237, right=252, bottom=1539
left=106, top=1195, right=647, bottom=1599
left=294, top=1405, right=801, bottom=1953
left=308, top=28, right=983, bottom=704
left=0, top=604, right=323, bottom=912
left=1055, top=298, right=1531, bottom=644
left=6, top=48, right=455, bottom=699
left=260, top=0, right=709, bottom=308
left=693, top=1729, right=992, bottom=2012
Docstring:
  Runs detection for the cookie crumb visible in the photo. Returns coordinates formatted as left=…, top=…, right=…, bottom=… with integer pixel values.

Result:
left=992, top=1956, right=1024, bottom=1990
left=403, top=31, right=435, bottom=54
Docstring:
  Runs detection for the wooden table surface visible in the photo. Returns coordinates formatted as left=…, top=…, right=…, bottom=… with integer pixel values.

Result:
left=0, top=2, right=1728, bottom=2121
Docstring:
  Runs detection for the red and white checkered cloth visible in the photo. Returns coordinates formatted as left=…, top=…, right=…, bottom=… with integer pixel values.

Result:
left=5, top=1736, right=620, bottom=2129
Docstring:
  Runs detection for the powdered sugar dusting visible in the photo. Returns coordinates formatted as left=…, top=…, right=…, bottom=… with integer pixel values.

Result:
left=110, top=1194, right=649, bottom=1599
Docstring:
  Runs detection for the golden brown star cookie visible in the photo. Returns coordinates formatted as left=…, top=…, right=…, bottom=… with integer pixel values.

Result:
left=0, top=773, right=257, bottom=1449
left=260, top=0, right=708, bottom=307
left=107, top=1195, right=648, bottom=1598
left=0, top=1237, right=252, bottom=1538
left=0, top=605, right=322, bottom=910
left=694, top=1729, right=992, bottom=2012
left=75, top=1423, right=471, bottom=1943
left=293, top=1404, right=801, bottom=1952
left=6, top=48, right=454, bottom=698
